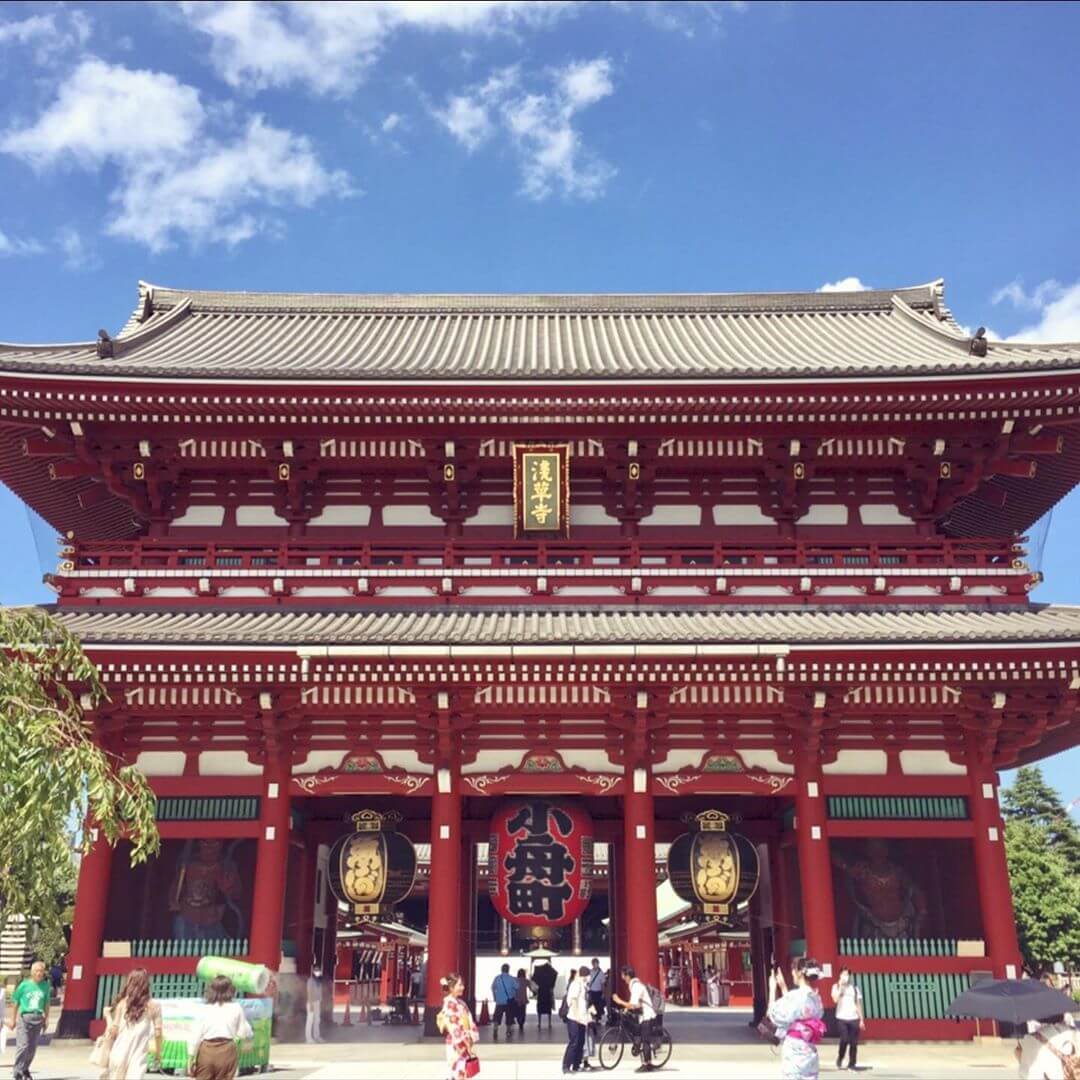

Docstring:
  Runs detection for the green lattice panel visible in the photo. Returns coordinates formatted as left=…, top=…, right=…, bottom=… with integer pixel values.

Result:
left=95, top=973, right=210, bottom=1018
left=155, top=797, right=260, bottom=821
left=827, top=796, right=968, bottom=820
left=860, top=972, right=971, bottom=1020
left=130, top=938, right=248, bottom=958
left=839, top=937, right=959, bottom=956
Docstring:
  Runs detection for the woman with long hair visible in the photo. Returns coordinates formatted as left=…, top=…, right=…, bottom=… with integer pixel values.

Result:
left=187, top=975, right=253, bottom=1080
left=104, top=968, right=162, bottom=1079
left=766, top=958, right=827, bottom=1080
left=437, top=972, right=478, bottom=1080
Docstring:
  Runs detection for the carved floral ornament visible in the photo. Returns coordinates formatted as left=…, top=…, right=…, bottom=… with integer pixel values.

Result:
left=654, top=751, right=793, bottom=795
left=292, top=749, right=430, bottom=795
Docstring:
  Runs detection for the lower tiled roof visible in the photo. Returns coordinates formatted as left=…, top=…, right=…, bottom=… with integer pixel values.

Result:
left=46, top=605, right=1080, bottom=649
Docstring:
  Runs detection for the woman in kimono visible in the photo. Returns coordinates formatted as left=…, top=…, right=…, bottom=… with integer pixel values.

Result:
left=766, top=958, right=826, bottom=1080
left=438, top=973, right=478, bottom=1080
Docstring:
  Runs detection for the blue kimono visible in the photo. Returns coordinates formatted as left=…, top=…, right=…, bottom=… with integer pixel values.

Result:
left=767, top=986, right=824, bottom=1079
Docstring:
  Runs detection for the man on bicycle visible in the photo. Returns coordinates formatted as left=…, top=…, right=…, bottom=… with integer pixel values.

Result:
left=611, top=964, right=658, bottom=1073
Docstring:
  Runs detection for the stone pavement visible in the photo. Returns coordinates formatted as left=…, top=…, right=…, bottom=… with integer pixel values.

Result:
left=5, top=1007, right=1020, bottom=1079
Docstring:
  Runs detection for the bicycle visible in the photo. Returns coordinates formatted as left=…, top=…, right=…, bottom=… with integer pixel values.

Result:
left=596, top=1006, right=673, bottom=1071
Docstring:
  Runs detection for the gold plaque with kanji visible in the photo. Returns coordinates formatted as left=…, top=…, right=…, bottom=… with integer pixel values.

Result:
left=522, top=452, right=562, bottom=532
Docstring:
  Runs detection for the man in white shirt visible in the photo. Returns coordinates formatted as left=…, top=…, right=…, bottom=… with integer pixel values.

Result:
left=612, top=965, right=658, bottom=1074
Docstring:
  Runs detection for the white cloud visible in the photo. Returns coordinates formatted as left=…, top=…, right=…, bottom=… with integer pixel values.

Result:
left=0, top=229, right=44, bottom=258
left=179, top=1, right=572, bottom=96
left=558, top=56, right=614, bottom=109
left=434, top=90, right=495, bottom=151
left=993, top=279, right=1080, bottom=343
left=1, top=58, right=351, bottom=252
left=434, top=58, right=616, bottom=200
left=1, top=59, right=204, bottom=168
left=56, top=226, right=97, bottom=271
left=991, top=278, right=1065, bottom=313
left=818, top=276, right=871, bottom=293
left=109, top=116, right=353, bottom=251
left=381, top=112, right=403, bottom=133
left=0, top=10, right=90, bottom=61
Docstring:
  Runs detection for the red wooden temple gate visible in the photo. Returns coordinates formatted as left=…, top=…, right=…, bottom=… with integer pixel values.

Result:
left=1, top=280, right=1078, bottom=1040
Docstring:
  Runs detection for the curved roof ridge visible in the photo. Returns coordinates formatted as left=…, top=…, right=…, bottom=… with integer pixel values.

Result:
left=138, top=279, right=945, bottom=316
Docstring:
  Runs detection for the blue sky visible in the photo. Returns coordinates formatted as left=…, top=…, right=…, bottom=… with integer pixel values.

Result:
left=1, top=0, right=1078, bottom=803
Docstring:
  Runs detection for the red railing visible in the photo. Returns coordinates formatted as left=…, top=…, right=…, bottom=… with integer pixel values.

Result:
left=61, top=536, right=1021, bottom=573
left=49, top=537, right=1034, bottom=608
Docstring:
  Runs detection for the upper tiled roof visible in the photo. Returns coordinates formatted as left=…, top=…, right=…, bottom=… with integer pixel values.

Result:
left=47, top=604, right=1080, bottom=649
left=2, top=279, right=1079, bottom=382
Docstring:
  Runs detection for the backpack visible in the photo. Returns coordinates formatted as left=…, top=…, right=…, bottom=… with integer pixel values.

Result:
left=1035, top=1031, right=1080, bottom=1080
left=646, top=984, right=665, bottom=1016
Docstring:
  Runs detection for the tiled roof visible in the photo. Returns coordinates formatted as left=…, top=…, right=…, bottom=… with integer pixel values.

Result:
left=48, top=605, right=1080, bottom=649
left=2, top=279, right=1078, bottom=382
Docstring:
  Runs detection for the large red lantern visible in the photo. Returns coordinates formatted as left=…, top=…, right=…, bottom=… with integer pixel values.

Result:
left=488, top=800, right=594, bottom=927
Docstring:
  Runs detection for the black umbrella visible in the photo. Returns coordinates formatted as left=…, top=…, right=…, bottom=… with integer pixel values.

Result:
left=947, top=979, right=1077, bottom=1026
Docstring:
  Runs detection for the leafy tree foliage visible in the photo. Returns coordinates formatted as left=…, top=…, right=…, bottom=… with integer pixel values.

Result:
left=1002, top=766, right=1080, bottom=875
left=1002, top=766, right=1080, bottom=971
left=0, top=609, right=158, bottom=962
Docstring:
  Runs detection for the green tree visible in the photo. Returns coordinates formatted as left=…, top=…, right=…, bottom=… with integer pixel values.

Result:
left=1004, top=818, right=1080, bottom=970
left=1002, top=766, right=1080, bottom=875
left=0, top=608, right=159, bottom=962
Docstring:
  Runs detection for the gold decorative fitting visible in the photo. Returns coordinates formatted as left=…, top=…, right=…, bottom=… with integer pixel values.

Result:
left=696, top=809, right=731, bottom=833
left=132, top=462, right=145, bottom=480
left=443, top=463, right=456, bottom=482
left=628, top=461, right=641, bottom=480
left=278, top=463, right=290, bottom=481
left=793, top=462, right=806, bottom=480
left=940, top=462, right=952, bottom=479
left=351, top=809, right=385, bottom=833
left=60, top=560, right=74, bottom=573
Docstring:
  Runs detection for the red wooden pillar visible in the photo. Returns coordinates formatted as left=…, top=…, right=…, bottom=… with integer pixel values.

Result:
left=249, top=753, right=292, bottom=969
left=295, top=825, right=320, bottom=976
left=690, top=951, right=701, bottom=1007
left=457, top=836, right=477, bottom=1008
left=609, top=832, right=627, bottom=982
left=379, top=945, right=391, bottom=1005
left=769, top=838, right=794, bottom=969
left=57, top=829, right=114, bottom=1037
left=967, top=756, right=1022, bottom=976
left=793, top=751, right=838, bottom=968
left=425, top=772, right=462, bottom=1034
left=623, top=770, right=659, bottom=986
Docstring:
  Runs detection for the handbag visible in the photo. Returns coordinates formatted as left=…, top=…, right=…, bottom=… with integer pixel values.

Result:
left=465, top=1054, right=481, bottom=1077
left=756, top=1016, right=779, bottom=1046
left=558, top=997, right=569, bottom=1022
left=89, top=1032, right=114, bottom=1068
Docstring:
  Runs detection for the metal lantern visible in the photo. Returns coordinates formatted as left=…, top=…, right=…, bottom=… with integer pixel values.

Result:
left=328, top=810, right=417, bottom=916
left=489, top=799, right=594, bottom=927
left=667, top=810, right=759, bottom=920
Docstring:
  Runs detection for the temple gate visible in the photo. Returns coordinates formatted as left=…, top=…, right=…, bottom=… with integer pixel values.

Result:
left=0, top=280, right=1077, bottom=1041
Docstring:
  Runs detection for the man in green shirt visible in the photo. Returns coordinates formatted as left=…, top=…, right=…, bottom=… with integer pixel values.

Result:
left=7, top=960, right=50, bottom=1080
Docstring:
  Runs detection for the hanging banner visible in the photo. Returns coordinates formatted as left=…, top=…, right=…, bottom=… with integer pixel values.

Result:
left=667, top=810, right=759, bottom=920
left=489, top=799, right=593, bottom=927
left=512, top=443, right=571, bottom=537
left=327, top=810, right=417, bottom=916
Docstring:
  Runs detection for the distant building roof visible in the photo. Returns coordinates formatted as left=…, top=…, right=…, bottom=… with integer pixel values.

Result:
left=46, top=603, right=1080, bottom=648
left=2, top=279, right=1078, bottom=382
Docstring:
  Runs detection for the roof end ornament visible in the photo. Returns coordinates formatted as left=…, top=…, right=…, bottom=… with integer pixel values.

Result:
left=96, top=329, right=114, bottom=359
left=969, top=327, right=989, bottom=357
